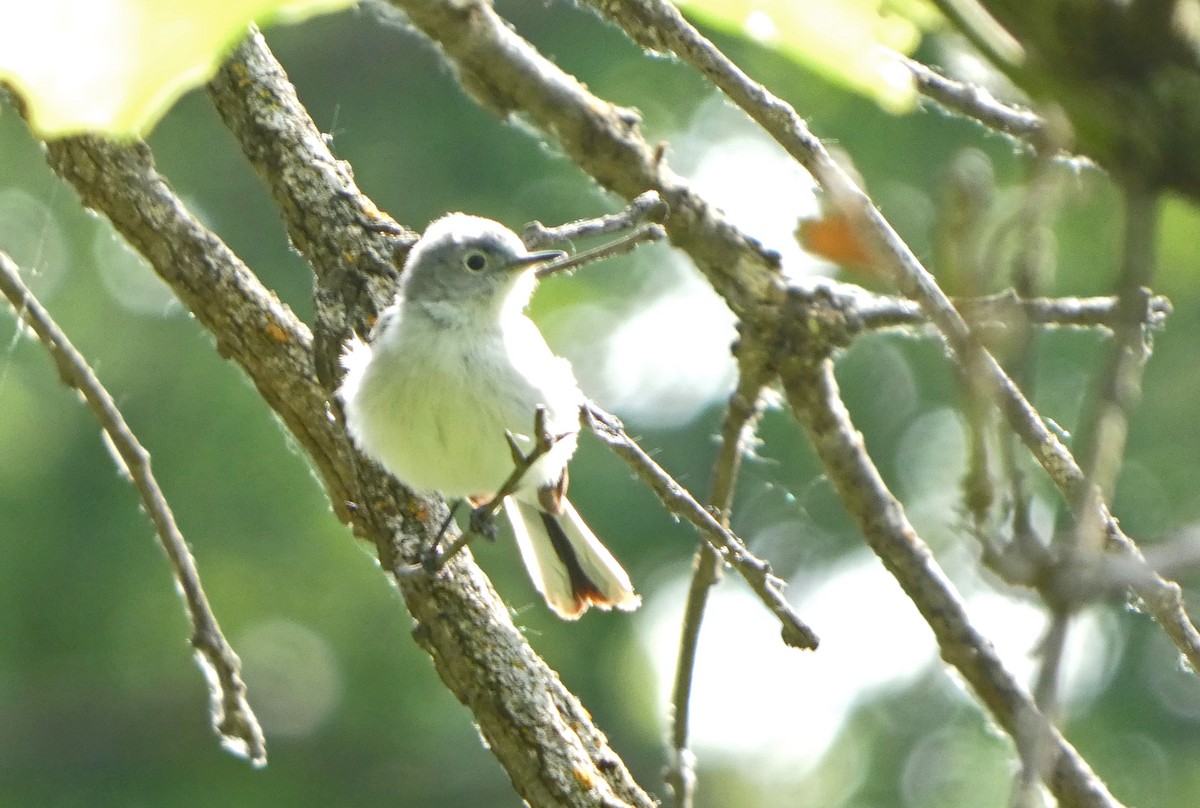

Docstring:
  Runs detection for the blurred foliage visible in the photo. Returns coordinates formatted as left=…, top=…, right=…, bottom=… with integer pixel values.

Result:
left=1, top=2, right=1200, bottom=807
left=675, top=0, right=941, bottom=112
left=0, top=0, right=353, bottom=137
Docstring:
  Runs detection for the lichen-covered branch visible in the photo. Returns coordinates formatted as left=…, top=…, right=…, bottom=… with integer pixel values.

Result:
left=206, top=26, right=414, bottom=388
left=35, top=126, right=654, bottom=808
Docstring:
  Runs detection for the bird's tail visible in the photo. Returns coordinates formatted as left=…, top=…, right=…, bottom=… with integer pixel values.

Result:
left=504, top=496, right=640, bottom=620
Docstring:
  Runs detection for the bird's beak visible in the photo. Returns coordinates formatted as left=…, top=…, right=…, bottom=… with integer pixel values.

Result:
left=506, top=250, right=566, bottom=272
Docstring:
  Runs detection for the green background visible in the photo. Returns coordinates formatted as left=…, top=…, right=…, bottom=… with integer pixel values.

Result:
left=3, top=3, right=1200, bottom=806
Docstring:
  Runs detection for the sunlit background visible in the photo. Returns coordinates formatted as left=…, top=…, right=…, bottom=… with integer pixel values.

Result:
left=4, top=2, right=1200, bottom=807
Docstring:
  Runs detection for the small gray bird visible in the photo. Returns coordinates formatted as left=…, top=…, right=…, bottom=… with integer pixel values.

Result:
left=337, top=213, right=640, bottom=619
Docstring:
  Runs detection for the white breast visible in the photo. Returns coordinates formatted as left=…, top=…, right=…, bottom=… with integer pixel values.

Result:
left=339, top=308, right=582, bottom=500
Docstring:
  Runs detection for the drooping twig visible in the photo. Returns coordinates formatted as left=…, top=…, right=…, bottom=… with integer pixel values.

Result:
left=665, top=327, right=775, bottom=808
left=0, top=251, right=266, bottom=767
left=585, top=403, right=819, bottom=651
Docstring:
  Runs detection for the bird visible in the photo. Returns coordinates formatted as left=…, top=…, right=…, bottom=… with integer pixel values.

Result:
left=337, top=212, right=639, bottom=619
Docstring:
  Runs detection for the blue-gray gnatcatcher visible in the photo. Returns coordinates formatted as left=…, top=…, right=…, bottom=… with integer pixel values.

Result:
left=337, top=213, right=640, bottom=619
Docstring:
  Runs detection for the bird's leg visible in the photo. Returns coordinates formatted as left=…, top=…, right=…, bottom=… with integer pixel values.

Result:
left=418, top=499, right=465, bottom=572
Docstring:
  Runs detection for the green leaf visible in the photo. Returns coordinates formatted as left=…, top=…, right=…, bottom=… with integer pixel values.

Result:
left=675, top=0, right=942, bottom=112
left=0, top=0, right=354, bottom=139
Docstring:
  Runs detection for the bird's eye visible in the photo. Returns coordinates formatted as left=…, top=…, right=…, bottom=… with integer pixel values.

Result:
left=464, top=251, right=488, bottom=272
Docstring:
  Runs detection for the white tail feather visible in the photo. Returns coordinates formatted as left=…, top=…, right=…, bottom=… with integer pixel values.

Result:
left=504, top=497, right=640, bottom=620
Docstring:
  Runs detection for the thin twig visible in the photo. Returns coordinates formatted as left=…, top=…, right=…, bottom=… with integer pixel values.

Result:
left=923, top=0, right=1025, bottom=69
left=854, top=289, right=1172, bottom=333
left=389, top=0, right=784, bottom=325
left=535, top=223, right=667, bottom=279
left=0, top=251, right=266, bottom=767
left=1067, top=185, right=1158, bottom=562
left=1001, top=154, right=1064, bottom=808
left=665, top=329, right=774, bottom=808
left=523, top=190, right=669, bottom=248
left=585, top=403, right=819, bottom=651
left=901, top=58, right=1050, bottom=150
left=1010, top=184, right=1160, bottom=805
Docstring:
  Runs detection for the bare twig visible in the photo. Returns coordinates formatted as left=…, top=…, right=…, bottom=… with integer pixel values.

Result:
left=665, top=328, right=775, bottom=808
left=1067, top=185, right=1158, bottom=563
left=855, top=289, right=1172, bottom=333
left=902, top=58, right=1049, bottom=150
left=529, top=191, right=670, bottom=279
left=1013, top=184, right=1160, bottom=805
left=972, top=151, right=1066, bottom=808
left=388, top=0, right=785, bottom=325
left=0, top=252, right=266, bottom=767
left=585, top=403, right=819, bottom=651
left=523, top=190, right=669, bottom=248
left=924, top=0, right=1025, bottom=69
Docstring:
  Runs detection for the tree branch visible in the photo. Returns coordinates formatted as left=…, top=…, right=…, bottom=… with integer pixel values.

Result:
left=33, top=125, right=655, bottom=807
left=11, top=1, right=1192, bottom=804
left=385, top=0, right=788, bottom=323
left=855, top=289, right=1171, bottom=333
left=207, top=26, right=415, bottom=390
left=0, top=251, right=265, bottom=767
left=584, top=0, right=1200, bottom=676
left=777, top=335, right=1123, bottom=808
left=523, top=190, right=669, bottom=249
left=901, top=57, right=1056, bottom=153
